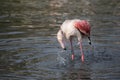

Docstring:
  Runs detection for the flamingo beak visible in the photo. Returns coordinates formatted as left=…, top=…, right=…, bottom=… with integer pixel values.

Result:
left=63, top=48, right=67, bottom=50
left=88, top=37, right=91, bottom=45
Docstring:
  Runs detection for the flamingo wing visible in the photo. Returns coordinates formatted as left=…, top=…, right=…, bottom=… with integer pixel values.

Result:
left=74, top=20, right=91, bottom=36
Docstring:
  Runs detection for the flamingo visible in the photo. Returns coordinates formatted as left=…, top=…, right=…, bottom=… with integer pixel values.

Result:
left=57, top=19, right=91, bottom=62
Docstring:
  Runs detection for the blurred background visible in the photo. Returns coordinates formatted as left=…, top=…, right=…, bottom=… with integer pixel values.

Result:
left=0, top=0, right=120, bottom=80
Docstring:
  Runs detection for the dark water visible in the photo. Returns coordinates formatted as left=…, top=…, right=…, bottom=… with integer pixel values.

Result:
left=0, top=0, right=120, bottom=80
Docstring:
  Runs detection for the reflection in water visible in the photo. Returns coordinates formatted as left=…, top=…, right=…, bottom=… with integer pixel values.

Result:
left=61, top=63, right=92, bottom=80
left=0, top=0, right=120, bottom=80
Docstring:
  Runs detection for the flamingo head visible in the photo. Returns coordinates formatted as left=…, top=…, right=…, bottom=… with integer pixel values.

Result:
left=57, top=30, right=66, bottom=50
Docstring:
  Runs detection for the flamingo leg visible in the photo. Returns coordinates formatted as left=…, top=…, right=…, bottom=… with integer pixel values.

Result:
left=70, top=37, right=74, bottom=60
left=79, top=41, right=84, bottom=62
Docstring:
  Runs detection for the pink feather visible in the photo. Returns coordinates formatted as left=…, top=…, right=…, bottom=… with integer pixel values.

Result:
left=74, top=20, right=91, bottom=36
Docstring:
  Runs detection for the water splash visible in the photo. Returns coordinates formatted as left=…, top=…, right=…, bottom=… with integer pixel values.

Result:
left=57, top=50, right=67, bottom=66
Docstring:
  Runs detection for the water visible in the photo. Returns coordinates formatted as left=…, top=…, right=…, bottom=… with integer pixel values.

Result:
left=0, top=0, right=120, bottom=80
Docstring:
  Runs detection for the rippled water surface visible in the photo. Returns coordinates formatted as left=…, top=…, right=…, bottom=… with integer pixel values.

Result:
left=0, top=0, right=120, bottom=80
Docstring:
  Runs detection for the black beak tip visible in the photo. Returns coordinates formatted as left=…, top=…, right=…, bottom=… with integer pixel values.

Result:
left=88, top=37, right=91, bottom=45
left=89, top=42, right=92, bottom=45
left=63, top=48, right=67, bottom=50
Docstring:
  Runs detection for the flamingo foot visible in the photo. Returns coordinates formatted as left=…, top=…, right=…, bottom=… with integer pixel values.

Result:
left=71, top=54, right=75, bottom=60
left=81, top=54, right=84, bottom=62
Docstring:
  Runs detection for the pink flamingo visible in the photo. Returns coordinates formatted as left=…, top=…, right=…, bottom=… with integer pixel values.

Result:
left=57, top=19, right=91, bottom=62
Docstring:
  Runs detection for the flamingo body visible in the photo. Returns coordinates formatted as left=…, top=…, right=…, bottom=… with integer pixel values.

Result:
left=57, top=19, right=91, bottom=62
